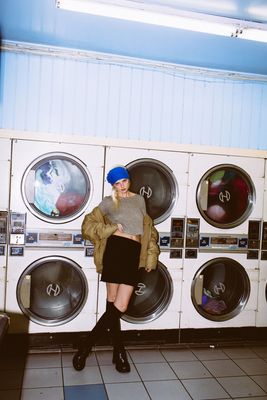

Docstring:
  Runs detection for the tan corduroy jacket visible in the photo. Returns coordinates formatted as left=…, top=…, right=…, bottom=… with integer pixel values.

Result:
left=82, top=206, right=160, bottom=273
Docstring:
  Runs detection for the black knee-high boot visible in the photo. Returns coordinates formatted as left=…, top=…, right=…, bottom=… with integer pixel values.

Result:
left=73, top=303, right=122, bottom=371
left=106, top=300, right=130, bottom=373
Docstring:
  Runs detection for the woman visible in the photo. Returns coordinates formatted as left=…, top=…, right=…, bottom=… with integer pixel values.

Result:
left=73, top=166, right=160, bottom=373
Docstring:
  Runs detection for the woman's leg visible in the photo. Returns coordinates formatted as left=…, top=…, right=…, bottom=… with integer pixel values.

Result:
left=106, top=283, right=134, bottom=372
left=72, top=286, right=122, bottom=371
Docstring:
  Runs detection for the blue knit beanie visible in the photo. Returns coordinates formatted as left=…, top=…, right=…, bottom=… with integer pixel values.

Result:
left=106, top=166, right=130, bottom=185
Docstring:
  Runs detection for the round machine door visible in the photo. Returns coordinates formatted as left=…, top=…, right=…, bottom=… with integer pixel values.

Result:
left=126, top=159, right=177, bottom=225
left=191, top=257, right=250, bottom=321
left=17, top=256, right=88, bottom=326
left=22, top=153, right=92, bottom=223
left=196, top=164, right=255, bottom=228
left=122, top=262, right=173, bottom=324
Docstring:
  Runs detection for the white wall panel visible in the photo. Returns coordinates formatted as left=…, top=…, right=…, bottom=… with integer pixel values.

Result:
left=0, top=49, right=267, bottom=150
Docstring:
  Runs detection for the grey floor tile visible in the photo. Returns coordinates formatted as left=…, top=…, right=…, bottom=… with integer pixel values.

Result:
left=24, top=353, right=61, bottom=368
left=217, top=376, right=266, bottom=398
left=234, top=358, right=267, bottom=375
left=100, top=364, right=140, bottom=384
left=96, top=350, right=114, bottom=365
left=62, top=351, right=98, bottom=367
left=128, top=349, right=165, bottom=363
left=222, top=347, right=259, bottom=359
left=192, top=348, right=229, bottom=360
left=22, top=368, right=63, bottom=389
left=144, top=379, right=192, bottom=400
left=105, top=382, right=150, bottom=400
left=20, top=387, right=64, bottom=400
left=232, top=397, right=267, bottom=400
left=251, top=375, right=267, bottom=392
left=170, top=361, right=212, bottom=379
left=0, top=390, right=21, bottom=400
left=161, top=348, right=198, bottom=362
left=181, top=377, right=229, bottom=399
left=63, top=365, right=102, bottom=386
left=135, top=362, right=177, bottom=381
left=202, top=359, right=246, bottom=377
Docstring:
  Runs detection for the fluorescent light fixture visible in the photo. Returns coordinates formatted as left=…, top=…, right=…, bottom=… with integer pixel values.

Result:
left=238, top=27, right=267, bottom=43
left=56, top=0, right=267, bottom=43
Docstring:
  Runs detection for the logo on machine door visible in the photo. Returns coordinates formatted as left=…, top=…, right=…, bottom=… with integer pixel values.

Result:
left=46, top=283, right=61, bottom=297
left=213, top=282, right=226, bottom=295
left=139, top=186, right=153, bottom=199
left=135, top=283, right=146, bottom=296
left=219, top=190, right=231, bottom=203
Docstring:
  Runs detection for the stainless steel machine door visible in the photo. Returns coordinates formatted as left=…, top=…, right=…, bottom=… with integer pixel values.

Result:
left=122, top=262, right=173, bottom=323
left=126, top=158, right=177, bottom=225
left=191, top=257, right=250, bottom=321
left=17, top=256, right=88, bottom=326
left=22, top=153, right=91, bottom=223
left=197, top=164, right=255, bottom=228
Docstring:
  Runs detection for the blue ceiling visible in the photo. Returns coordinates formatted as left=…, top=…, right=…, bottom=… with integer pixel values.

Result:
left=1, top=0, right=267, bottom=75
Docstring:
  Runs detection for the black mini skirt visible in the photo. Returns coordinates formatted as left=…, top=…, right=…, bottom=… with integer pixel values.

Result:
left=101, top=235, right=141, bottom=286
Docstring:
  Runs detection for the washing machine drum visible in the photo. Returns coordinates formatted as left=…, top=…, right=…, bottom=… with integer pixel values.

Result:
left=197, top=164, right=255, bottom=228
left=191, top=257, right=250, bottom=321
left=126, top=159, right=177, bottom=225
left=122, top=262, right=173, bottom=324
left=17, top=256, right=88, bottom=326
left=22, top=153, right=92, bottom=223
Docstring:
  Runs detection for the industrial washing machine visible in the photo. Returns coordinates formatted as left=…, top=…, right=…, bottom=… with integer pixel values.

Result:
left=0, top=138, right=11, bottom=312
left=180, top=228, right=259, bottom=329
left=6, top=139, right=105, bottom=333
left=5, top=235, right=98, bottom=334
left=180, top=153, right=264, bottom=330
left=104, top=146, right=189, bottom=233
left=10, top=139, right=104, bottom=231
left=186, top=153, right=264, bottom=234
left=256, top=160, right=267, bottom=327
left=96, top=146, right=188, bottom=331
left=97, top=251, right=182, bottom=331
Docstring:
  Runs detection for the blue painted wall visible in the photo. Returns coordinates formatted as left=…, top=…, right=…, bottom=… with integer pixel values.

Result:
left=0, top=46, right=266, bottom=150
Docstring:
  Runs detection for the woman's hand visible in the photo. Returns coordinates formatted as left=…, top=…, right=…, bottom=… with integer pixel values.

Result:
left=145, top=267, right=152, bottom=272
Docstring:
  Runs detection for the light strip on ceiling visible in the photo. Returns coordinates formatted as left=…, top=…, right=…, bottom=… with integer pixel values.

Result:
left=56, top=0, right=267, bottom=43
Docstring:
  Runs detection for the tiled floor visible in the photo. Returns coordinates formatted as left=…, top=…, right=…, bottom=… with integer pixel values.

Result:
left=0, top=345, right=267, bottom=399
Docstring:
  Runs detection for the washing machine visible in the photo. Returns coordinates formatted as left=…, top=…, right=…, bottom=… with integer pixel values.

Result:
left=0, top=138, right=11, bottom=312
left=0, top=138, right=11, bottom=211
left=256, top=256, right=267, bottom=327
left=186, top=153, right=265, bottom=234
left=104, top=146, right=189, bottom=233
left=97, top=146, right=188, bottom=331
left=5, top=233, right=98, bottom=334
left=180, top=233, right=259, bottom=329
left=10, top=139, right=104, bottom=231
left=97, top=251, right=182, bottom=331
left=256, top=159, right=267, bottom=327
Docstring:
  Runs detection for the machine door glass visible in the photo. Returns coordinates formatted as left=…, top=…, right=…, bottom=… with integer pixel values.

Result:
left=22, top=153, right=91, bottom=223
left=191, top=257, right=250, bottom=321
left=17, top=256, right=88, bottom=326
left=126, top=159, right=177, bottom=224
left=122, top=262, right=173, bottom=323
left=197, top=164, right=255, bottom=228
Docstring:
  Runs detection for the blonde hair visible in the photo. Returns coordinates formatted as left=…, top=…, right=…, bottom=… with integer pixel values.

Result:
left=111, top=186, right=120, bottom=208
